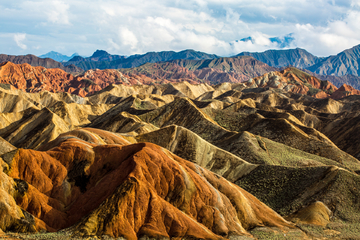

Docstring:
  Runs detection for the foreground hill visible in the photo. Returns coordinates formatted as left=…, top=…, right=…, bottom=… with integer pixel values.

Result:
left=0, top=128, right=294, bottom=239
left=1, top=78, right=360, bottom=238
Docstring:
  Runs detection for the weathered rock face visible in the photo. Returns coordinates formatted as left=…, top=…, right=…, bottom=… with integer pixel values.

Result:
left=330, top=84, right=360, bottom=99
left=0, top=156, right=35, bottom=233
left=0, top=128, right=294, bottom=239
left=246, top=67, right=338, bottom=98
left=0, top=62, right=74, bottom=93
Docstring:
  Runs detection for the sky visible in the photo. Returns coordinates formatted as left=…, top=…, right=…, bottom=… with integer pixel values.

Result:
left=1, top=0, right=360, bottom=57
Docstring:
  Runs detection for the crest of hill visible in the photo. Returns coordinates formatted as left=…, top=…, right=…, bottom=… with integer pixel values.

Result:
left=48, top=101, right=114, bottom=128
left=87, top=81, right=213, bottom=105
left=330, top=84, right=360, bottom=99
left=0, top=86, right=88, bottom=114
left=0, top=136, right=16, bottom=155
left=302, top=68, right=360, bottom=90
left=138, top=97, right=235, bottom=142
left=0, top=96, right=113, bottom=149
left=0, top=89, right=41, bottom=113
left=0, top=128, right=294, bottom=238
left=246, top=67, right=338, bottom=98
left=133, top=124, right=342, bottom=178
left=321, top=106, right=360, bottom=160
left=0, top=107, right=70, bottom=149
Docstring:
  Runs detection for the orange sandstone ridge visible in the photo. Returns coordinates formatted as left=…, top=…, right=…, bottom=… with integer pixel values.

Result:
left=1, top=61, right=360, bottom=100
left=0, top=62, right=198, bottom=97
left=330, top=84, right=360, bottom=99
left=0, top=128, right=294, bottom=239
left=246, top=67, right=338, bottom=98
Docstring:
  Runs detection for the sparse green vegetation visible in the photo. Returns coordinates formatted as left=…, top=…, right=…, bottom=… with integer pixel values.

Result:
left=0, top=83, right=11, bottom=90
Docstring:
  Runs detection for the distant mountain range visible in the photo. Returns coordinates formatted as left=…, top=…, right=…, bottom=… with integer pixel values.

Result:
left=39, top=51, right=80, bottom=62
left=64, top=49, right=219, bottom=70
left=16, top=45, right=360, bottom=78
left=2, top=44, right=360, bottom=89
left=236, top=48, right=322, bottom=69
left=120, top=56, right=277, bottom=84
left=307, top=44, right=360, bottom=76
left=65, top=45, right=360, bottom=79
left=237, top=45, right=360, bottom=77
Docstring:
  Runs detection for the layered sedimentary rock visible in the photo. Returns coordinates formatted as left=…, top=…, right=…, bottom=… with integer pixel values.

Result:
left=0, top=128, right=293, bottom=239
left=3, top=60, right=360, bottom=100
left=246, top=67, right=338, bottom=98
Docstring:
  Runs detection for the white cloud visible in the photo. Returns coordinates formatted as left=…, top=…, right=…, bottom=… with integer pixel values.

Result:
left=292, top=9, right=360, bottom=56
left=1, top=0, right=360, bottom=57
left=46, top=0, right=70, bottom=25
left=14, top=33, right=27, bottom=50
left=351, top=0, right=360, bottom=7
left=118, top=27, right=138, bottom=50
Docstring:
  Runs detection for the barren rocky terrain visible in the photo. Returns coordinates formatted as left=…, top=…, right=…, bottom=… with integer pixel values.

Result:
left=0, top=71, right=360, bottom=239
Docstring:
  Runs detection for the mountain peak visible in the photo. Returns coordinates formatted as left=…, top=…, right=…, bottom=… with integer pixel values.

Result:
left=237, top=48, right=319, bottom=69
left=39, top=51, right=79, bottom=62
left=91, top=50, right=111, bottom=58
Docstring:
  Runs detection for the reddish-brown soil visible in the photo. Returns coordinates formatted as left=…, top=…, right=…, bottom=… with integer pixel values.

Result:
left=2, top=128, right=293, bottom=239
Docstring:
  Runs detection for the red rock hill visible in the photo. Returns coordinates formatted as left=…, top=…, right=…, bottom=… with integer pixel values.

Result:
left=0, top=128, right=293, bottom=239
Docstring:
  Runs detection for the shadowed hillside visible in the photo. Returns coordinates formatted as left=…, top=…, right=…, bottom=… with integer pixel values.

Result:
left=1, top=80, right=360, bottom=239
